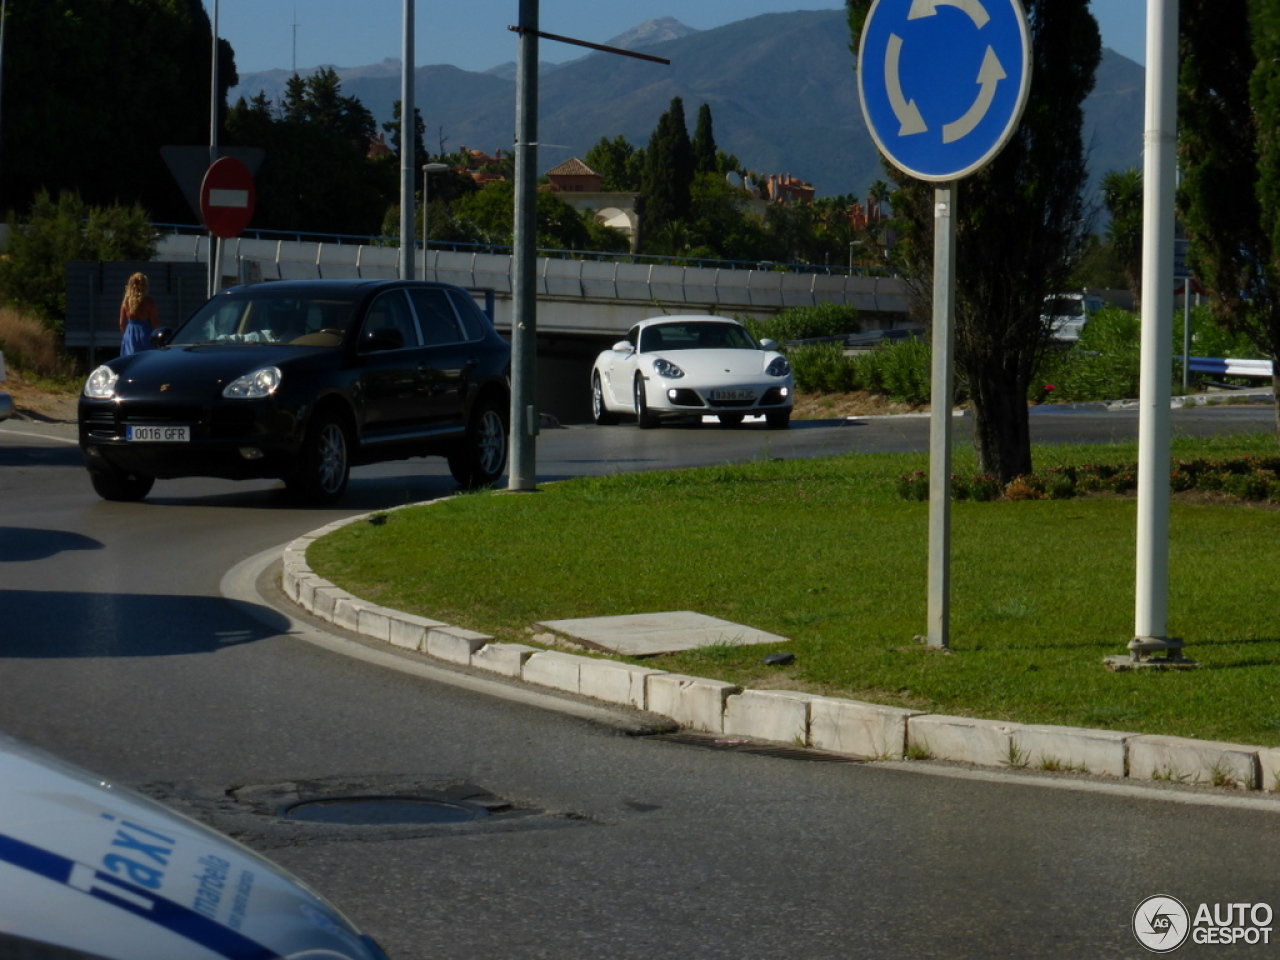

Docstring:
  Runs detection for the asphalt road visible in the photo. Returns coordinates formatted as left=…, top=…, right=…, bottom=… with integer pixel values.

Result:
left=3, top=405, right=1280, bottom=959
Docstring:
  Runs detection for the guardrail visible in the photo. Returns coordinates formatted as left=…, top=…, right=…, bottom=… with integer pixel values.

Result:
left=1184, top=356, right=1274, bottom=379
left=153, top=223, right=895, bottom=279
left=152, top=234, right=912, bottom=320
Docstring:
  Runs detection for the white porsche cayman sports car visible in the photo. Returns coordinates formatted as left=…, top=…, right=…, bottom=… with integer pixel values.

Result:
left=590, top=316, right=793, bottom=429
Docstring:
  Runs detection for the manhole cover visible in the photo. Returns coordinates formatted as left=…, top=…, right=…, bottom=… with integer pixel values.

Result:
left=279, top=796, right=491, bottom=825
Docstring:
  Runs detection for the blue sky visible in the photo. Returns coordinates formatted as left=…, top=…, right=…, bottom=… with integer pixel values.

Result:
left=212, top=1, right=1148, bottom=76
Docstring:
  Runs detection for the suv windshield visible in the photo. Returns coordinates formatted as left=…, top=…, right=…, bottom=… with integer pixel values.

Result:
left=173, top=290, right=361, bottom=346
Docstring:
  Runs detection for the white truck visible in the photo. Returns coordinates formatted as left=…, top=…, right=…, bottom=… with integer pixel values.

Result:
left=1044, top=292, right=1105, bottom=343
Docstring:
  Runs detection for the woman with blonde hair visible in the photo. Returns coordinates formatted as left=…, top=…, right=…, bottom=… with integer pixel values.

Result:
left=118, top=272, right=159, bottom=355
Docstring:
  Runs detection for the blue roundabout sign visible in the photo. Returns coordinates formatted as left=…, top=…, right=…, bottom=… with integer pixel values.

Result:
left=858, top=0, right=1031, bottom=181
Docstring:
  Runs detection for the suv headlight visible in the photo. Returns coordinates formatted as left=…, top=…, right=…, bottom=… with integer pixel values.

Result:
left=652, top=358, right=685, bottom=379
left=223, top=366, right=282, bottom=399
left=84, top=365, right=119, bottom=399
left=766, top=356, right=791, bottom=377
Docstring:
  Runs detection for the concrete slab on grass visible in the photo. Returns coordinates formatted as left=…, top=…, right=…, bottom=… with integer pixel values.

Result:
left=537, top=611, right=791, bottom=657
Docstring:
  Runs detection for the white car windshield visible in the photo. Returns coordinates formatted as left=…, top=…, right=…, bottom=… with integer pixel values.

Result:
left=172, top=293, right=361, bottom=346
left=640, top=322, right=758, bottom=352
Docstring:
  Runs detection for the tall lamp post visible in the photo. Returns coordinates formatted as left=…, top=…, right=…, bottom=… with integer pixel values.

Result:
left=421, top=162, right=448, bottom=279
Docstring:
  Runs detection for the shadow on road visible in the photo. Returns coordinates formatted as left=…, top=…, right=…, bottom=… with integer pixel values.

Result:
left=0, top=589, right=292, bottom=658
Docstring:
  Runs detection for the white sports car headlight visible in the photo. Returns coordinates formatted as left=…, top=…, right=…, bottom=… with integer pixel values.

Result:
left=652, top=358, right=685, bottom=379
left=84, top=365, right=119, bottom=399
left=766, top=356, right=791, bottom=377
left=224, top=366, right=282, bottom=399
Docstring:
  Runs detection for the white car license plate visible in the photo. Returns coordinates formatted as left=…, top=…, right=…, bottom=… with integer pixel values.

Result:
left=712, top=389, right=756, bottom=401
left=127, top=425, right=190, bottom=442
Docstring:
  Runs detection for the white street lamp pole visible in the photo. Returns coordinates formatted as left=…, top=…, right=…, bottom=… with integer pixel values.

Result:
left=1126, top=0, right=1191, bottom=668
left=421, top=162, right=448, bottom=279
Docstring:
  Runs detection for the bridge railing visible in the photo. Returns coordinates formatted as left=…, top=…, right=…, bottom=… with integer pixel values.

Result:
left=152, top=226, right=911, bottom=319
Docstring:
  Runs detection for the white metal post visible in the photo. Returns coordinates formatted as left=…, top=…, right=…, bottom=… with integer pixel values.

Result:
left=1130, top=0, right=1188, bottom=665
left=925, top=185, right=956, bottom=648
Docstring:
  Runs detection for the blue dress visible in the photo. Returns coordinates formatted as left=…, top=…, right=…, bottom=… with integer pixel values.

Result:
left=120, top=319, right=152, bottom=355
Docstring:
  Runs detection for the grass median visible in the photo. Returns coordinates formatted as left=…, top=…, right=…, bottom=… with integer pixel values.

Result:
left=307, top=430, right=1280, bottom=748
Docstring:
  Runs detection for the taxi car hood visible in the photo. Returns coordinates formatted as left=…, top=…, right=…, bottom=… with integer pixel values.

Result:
left=0, top=733, right=387, bottom=960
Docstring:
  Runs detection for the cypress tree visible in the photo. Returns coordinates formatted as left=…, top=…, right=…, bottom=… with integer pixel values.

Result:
left=642, top=97, right=696, bottom=234
left=692, top=103, right=718, bottom=175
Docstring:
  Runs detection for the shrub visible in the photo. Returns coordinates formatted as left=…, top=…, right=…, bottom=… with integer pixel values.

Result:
left=1004, top=475, right=1047, bottom=501
left=1040, top=307, right=1142, bottom=402
left=0, top=306, right=78, bottom=379
left=853, top=337, right=931, bottom=404
left=969, top=475, right=1002, bottom=501
left=746, top=302, right=861, bottom=345
left=790, top=341, right=859, bottom=393
left=897, top=471, right=928, bottom=501
left=0, top=190, right=156, bottom=327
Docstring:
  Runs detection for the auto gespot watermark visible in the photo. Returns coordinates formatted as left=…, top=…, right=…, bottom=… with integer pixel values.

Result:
left=1132, top=895, right=1274, bottom=952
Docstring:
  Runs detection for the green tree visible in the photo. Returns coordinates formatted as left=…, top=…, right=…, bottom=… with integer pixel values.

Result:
left=1177, top=0, right=1280, bottom=435
left=2, top=0, right=230, bottom=221
left=687, top=172, right=767, bottom=261
left=585, top=136, right=642, bottom=191
left=384, top=100, right=427, bottom=162
left=692, top=103, right=718, bottom=175
left=453, top=180, right=593, bottom=250
left=848, top=0, right=1101, bottom=483
left=1100, top=168, right=1144, bottom=307
left=225, top=72, right=395, bottom=236
left=0, top=191, right=156, bottom=325
left=641, top=97, right=696, bottom=237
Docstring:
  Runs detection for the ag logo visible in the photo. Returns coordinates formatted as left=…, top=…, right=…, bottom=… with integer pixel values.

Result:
left=1133, top=895, right=1191, bottom=953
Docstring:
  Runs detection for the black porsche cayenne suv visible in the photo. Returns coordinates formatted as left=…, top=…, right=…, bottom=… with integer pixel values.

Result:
left=78, top=279, right=511, bottom=504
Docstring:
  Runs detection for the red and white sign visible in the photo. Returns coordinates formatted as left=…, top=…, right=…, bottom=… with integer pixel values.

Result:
left=199, top=157, right=256, bottom=239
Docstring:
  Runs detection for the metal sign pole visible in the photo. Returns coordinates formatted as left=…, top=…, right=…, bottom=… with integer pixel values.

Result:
left=925, top=185, right=957, bottom=648
left=399, top=0, right=415, bottom=281
left=856, top=0, right=1032, bottom=651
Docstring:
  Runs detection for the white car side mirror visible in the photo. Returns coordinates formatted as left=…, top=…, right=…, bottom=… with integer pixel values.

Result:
left=612, top=341, right=633, bottom=353
left=760, top=338, right=778, bottom=350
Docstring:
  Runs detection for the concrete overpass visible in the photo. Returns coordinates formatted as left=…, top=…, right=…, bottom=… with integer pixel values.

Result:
left=119, top=234, right=914, bottom=423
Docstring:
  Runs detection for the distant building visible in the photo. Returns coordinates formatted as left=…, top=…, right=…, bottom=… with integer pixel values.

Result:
left=459, top=147, right=509, bottom=186
left=541, top=157, right=640, bottom=250
left=765, top=173, right=815, bottom=205
left=366, top=132, right=393, bottom=160
left=544, top=157, right=602, bottom=193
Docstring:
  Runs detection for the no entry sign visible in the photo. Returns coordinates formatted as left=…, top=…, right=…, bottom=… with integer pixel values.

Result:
left=199, top=157, right=256, bottom=238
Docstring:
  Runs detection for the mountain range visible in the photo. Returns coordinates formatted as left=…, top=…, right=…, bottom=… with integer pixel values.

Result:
left=227, top=10, right=1144, bottom=203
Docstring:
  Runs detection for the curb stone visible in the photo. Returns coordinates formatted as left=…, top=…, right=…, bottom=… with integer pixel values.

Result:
left=281, top=508, right=1280, bottom=795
